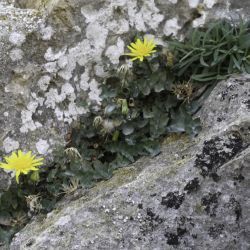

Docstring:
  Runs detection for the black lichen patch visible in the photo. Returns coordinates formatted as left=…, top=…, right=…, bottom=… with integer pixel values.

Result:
left=226, top=196, right=242, bottom=221
left=233, top=174, right=245, bottom=182
left=219, top=84, right=237, bottom=101
left=242, top=99, right=250, bottom=109
left=164, top=226, right=187, bottom=246
left=164, top=232, right=179, bottom=246
left=184, top=178, right=200, bottom=194
left=161, top=192, right=185, bottom=209
left=140, top=208, right=164, bottom=235
left=177, top=227, right=187, bottom=237
left=234, top=78, right=245, bottom=85
left=210, top=173, right=221, bottom=182
left=194, top=133, right=244, bottom=177
left=208, top=224, right=224, bottom=239
left=146, top=208, right=155, bottom=218
left=138, top=203, right=143, bottom=209
left=201, top=192, right=221, bottom=217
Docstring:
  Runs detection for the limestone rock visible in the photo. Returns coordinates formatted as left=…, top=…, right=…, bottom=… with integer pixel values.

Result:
left=10, top=75, right=250, bottom=249
left=1, top=0, right=250, bottom=158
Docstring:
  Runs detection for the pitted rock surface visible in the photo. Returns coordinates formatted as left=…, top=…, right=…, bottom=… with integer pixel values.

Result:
left=10, top=75, right=250, bottom=249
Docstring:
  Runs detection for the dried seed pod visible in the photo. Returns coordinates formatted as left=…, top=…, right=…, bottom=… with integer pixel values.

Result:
left=172, top=81, right=194, bottom=103
left=93, top=116, right=103, bottom=128
left=64, top=147, right=82, bottom=159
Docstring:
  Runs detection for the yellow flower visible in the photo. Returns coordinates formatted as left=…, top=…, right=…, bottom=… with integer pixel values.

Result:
left=126, top=38, right=157, bottom=62
left=0, top=150, right=44, bottom=183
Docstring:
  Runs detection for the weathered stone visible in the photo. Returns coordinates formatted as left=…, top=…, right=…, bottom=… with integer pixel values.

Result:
left=0, top=170, right=11, bottom=192
left=1, top=0, right=250, bottom=159
left=10, top=75, right=250, bottom=249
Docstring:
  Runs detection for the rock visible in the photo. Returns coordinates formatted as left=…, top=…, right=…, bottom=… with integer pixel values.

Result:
left=0, top=0, right=250, bottom=158
left=0, top=170, right=11, bottom=192
left=10, top=74, right=250, bottom=249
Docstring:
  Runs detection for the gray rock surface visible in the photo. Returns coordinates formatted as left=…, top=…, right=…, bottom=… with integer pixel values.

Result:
left=0, top=0, right=250, bottom=157
left=10, top=74, right=250, bottom=249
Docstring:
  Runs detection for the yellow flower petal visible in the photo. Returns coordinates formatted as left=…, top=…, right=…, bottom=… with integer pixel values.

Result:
left=126, top=37, right=156, bottom=62
left=0, top=150, right=44, bottom=184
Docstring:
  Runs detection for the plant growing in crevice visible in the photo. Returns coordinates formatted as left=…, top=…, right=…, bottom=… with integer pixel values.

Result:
left=169, top=19, right=250, bottom=83
left=1, top=19, right=250, bottom=245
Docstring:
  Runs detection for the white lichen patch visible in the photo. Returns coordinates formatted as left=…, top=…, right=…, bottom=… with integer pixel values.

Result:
left=40, top=25, right=54, bottom=40
left=38, top=75, right=51, bottom=91
left=61, top=82, right=75, bottom=100
left=79, top=70, right=102, bottom=105
left=105, top=38, right=125, bottom=65
left=81, top=4, right=110, bottom=24
left=36, top=139, right=50, bottom=155
left=188, top=0, right=200, bottom=8
left=86, top=23, right=108, bottom=49
left=20, top=98, right=43, bottom=133
left=88, top=79, right=102, bottom=105
left=58, top=56, right=68, bottom=69
left=3, top=137, right=20, bottom=153
left=44, top=47, right=67, bottom=62
left=44, top=82, right=88, bottom=123
left=140, top=0, right=164, bottom=30
left=9, top=31, right=26, bottom=46
left=27, top=101, right=39, bottom=113
left=9, top=48, right=24, bottom=61
left=79, top=70, right=90, bottom=91
left=168, top=0, right=178, bottom=3
left=44, top=61, right=58, bottom=73
left=31, top=93, right=45, bottom=106
left=20, top=109, right=42, bottom=133
left=94, top=64, right=108, bottom=78
left=63, top=103, right=88, bottom=123
left=204, top=0, right=217, bottom=8
left=107, top=19, right=129, bottom=34
left=127, top=0, right=164, bottom=31
left=45, top=88, right=63, bottom=109
left=163, top=18, right=181, bottom=37
left=55, top=40, right=92, bottom=80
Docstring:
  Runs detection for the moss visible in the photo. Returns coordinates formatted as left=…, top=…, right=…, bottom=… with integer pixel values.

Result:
left=162, top=133, right=189, bottom=145
left=92, top=166, right=138, bottom=191
left=15, top=0, right=52, bottom=10
left=194, top=203, right=205, bottom=214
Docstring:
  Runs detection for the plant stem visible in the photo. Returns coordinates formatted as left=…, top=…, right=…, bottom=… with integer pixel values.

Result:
left=145, top=59, right=153, bottom=73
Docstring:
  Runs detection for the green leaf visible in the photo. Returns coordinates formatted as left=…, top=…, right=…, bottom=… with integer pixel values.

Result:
left=41, top=198, right=57, bottom=212
left=0, top=227, right=15, bottom=245
left=149, top=106, right=169, bottom=138
left=200, top=55, right=209, bottom=67
left=104, top=104, right=117, bottom=114
left=143, top=141, right=161, bottom=156
left=122, top=124, right=135, bottom=135
left=167, top=106, right=201, bottom=136
left=143, top=107, right=154, bottom=118
left=0, top=211, right=12, bottom=227
left=93, top=161, right=112, bottom=180
left=191, top=72, right=218, bottom=82
left=231, top=54, right=242, bottom=71
left=239, top=33, right=250, bottom=49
